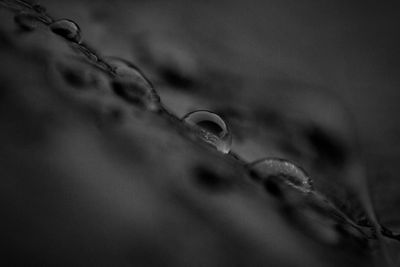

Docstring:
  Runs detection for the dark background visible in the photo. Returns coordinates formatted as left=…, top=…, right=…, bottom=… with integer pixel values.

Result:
left=1, top=0, right=400, bottom=266
left=42, top=0, right=400, bottom=227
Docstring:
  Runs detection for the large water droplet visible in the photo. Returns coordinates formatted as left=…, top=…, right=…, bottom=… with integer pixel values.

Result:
left=14, top=12, right=37, bottom=31
left=107, top=57, right=161, bottom=111
left=248, top=158, right=313, bottom=192
left=50, top=19, right=82, bottom=43
left=182, top=110, right=232, bottom=154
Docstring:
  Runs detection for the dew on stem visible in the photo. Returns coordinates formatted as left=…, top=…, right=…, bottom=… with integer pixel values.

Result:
left=182, top=110, right=232, bottom=154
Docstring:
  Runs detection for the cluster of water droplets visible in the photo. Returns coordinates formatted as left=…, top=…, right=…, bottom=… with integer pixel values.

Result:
left=2, top=0, right=400, bottom=247
left=4, top=1, right=317, bottom=191
left=3, top=0, right=160, bottom=112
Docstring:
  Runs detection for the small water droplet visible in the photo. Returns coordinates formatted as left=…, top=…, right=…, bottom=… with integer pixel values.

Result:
left=248, top=158, right=313, bottom=192
left=107, top=57, right=161, bottom=111
left=50, top=19, right=82, bottom=43
left=107, top=57, right=152, bottom=84
left=14, top=12, right=37, bottom=31
left=182, top=110, right=232, bottom=154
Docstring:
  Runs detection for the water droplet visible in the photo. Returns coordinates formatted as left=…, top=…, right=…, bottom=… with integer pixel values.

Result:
left=50, top=19, right=82, bottom=43
left=248, top=158, right=313, bottom=192
left=107, top=57, right=161, bottom=111
left=107, top=57, right=152, bottom=83
left=182, top=110, right=232, bottom=154
left=14, top=12, right=37, bottom=31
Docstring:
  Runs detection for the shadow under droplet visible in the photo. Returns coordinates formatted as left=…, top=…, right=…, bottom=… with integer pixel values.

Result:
left=193, top=165, right=233, bottom=192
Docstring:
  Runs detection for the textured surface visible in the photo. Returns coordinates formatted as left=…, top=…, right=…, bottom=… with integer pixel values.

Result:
left=1, top=0, right=400, bottom=266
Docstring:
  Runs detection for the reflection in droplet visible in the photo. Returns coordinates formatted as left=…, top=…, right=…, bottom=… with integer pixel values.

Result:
left=249, top=158, right=313, bottom=192
left=107, top=57, right=161, bottom=111
left=50, top=19, right=82, bottom=43
left=14, top=12, right=37, bottom=31
left=182, top=110, right=232, bottom=154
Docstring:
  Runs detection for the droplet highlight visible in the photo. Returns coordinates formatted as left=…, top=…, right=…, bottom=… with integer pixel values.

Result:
left=14, top=12, right=37, bottom=31
left=249, top=158, right=313, bottom=192
left=50, top=19, right=82, bottom=43
left=107, top=57, right=161, bottom=111
left=182, top=110, right=232, bottom=154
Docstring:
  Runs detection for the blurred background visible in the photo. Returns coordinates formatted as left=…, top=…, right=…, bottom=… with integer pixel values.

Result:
left=1, top=0, right=400, bottom=266
left=39, top=0, right=400, bottom=228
